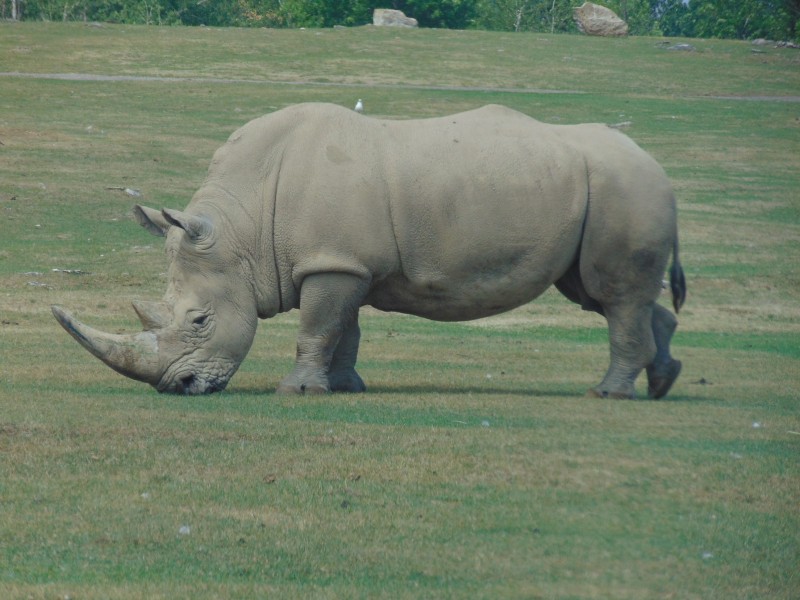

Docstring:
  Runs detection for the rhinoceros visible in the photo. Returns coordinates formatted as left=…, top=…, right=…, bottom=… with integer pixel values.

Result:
left=52, top=102, right=686, bottom=399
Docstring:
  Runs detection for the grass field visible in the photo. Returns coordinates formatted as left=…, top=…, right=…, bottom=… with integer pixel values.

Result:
left=1, top=21, right=799, bottom=599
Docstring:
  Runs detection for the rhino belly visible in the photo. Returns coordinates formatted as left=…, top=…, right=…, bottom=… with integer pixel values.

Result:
left=368, top=182, right=585, bottom=321
left=366, top=251, right=572, bottom=321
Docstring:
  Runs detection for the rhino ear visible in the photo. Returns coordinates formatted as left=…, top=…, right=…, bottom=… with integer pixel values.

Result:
left=161, top=208, right=213, bottom=243
left=133, top=204, right=170, bottom=237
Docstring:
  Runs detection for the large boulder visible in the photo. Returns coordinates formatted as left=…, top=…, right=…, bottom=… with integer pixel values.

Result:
left=373, top=8, right=418, bottom=28
left=573, top=2, right=628, bottom=37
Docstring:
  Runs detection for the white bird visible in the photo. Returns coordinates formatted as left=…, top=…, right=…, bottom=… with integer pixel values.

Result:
left=354, top=99, right=364, bottom=113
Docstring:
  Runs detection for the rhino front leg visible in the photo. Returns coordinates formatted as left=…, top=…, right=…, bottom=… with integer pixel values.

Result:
left=277, top=272, right=369, bottom=395
left=328, top=319, right=367, bottom=392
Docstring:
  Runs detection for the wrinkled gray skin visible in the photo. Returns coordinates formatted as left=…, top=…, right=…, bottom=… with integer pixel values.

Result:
left=53, top=103, right=686, bottom=399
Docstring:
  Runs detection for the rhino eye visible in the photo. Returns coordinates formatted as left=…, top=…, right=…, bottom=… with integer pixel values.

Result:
left=192, top=314, right=209, bottom=327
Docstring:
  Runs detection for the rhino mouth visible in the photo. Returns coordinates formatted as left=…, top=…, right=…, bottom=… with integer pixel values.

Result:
left=160, top=372, right=228, bottom=395
left=157, top=363, right=236, bottom=395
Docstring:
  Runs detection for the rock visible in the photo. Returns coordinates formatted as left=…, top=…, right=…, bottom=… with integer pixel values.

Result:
left=751, top=39, right=799, bottom=49
left=373, top=8, right=418, bottom=28
left=573, top=2, right=628, bottom=37
left=666, top=43, right=695, bottom=52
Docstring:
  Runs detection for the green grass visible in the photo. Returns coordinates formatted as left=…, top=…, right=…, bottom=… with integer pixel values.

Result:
left=1, top=21, right=799, bottom=599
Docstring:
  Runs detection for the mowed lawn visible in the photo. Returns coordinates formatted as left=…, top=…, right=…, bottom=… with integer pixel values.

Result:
left=1, top=22, right=798, bottom=599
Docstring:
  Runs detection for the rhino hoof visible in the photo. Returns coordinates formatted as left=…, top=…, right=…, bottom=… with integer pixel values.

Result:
left=302, top=383, right=330, bottom=395
left=329, top=370, right=367, bottom=393
left=647, top=359, right=682, bottom=399
left=585, top=387, right=635, bottom=400
left=276, top=377, right=330, bottom=395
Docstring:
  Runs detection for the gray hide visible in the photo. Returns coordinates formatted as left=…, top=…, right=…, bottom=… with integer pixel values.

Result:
left=53, top=103, right=686, bottom=399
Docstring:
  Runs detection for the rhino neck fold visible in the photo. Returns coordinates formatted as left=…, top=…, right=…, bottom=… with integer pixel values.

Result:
left=260, top=150, right=293, bottom=316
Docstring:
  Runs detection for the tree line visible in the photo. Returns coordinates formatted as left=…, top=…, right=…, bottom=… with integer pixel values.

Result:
left=4, top=0, right=799, bottom=41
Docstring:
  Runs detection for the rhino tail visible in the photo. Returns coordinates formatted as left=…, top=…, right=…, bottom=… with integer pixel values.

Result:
left=669, top=233, right=686, bottom=314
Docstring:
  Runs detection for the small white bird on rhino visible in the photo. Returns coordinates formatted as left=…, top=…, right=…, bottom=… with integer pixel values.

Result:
left=53, top=103, right=686, bottom=399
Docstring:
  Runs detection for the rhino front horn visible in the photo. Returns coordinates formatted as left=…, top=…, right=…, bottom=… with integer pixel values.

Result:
left=52, top=305, right=162, bottom=386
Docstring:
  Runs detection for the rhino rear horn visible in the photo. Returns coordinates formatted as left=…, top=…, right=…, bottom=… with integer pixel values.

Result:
left=52, top=305, right=162, bottom=386
left=132, top=300, right=171, bottom=330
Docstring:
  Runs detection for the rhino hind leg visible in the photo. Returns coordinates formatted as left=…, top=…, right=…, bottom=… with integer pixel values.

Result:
left=557, top=243, right=683, bottom=399
left=276, top=272, right=369, bottom=395
left=645, top=304, right=681, bottom=399
left=589, top=303, right=657, bottom=400
left=557, top=263, right=642, bottom=398
left=554, top=259, right=604, bottom=315
left=557, top=263, right=649, bottom=398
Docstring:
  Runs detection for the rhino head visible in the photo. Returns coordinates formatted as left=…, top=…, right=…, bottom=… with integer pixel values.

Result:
left=52, top=204, right=260, bottom=394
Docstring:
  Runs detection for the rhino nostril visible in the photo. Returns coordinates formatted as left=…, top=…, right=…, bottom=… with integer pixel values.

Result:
left=180, top=374, right=196, bottom=392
